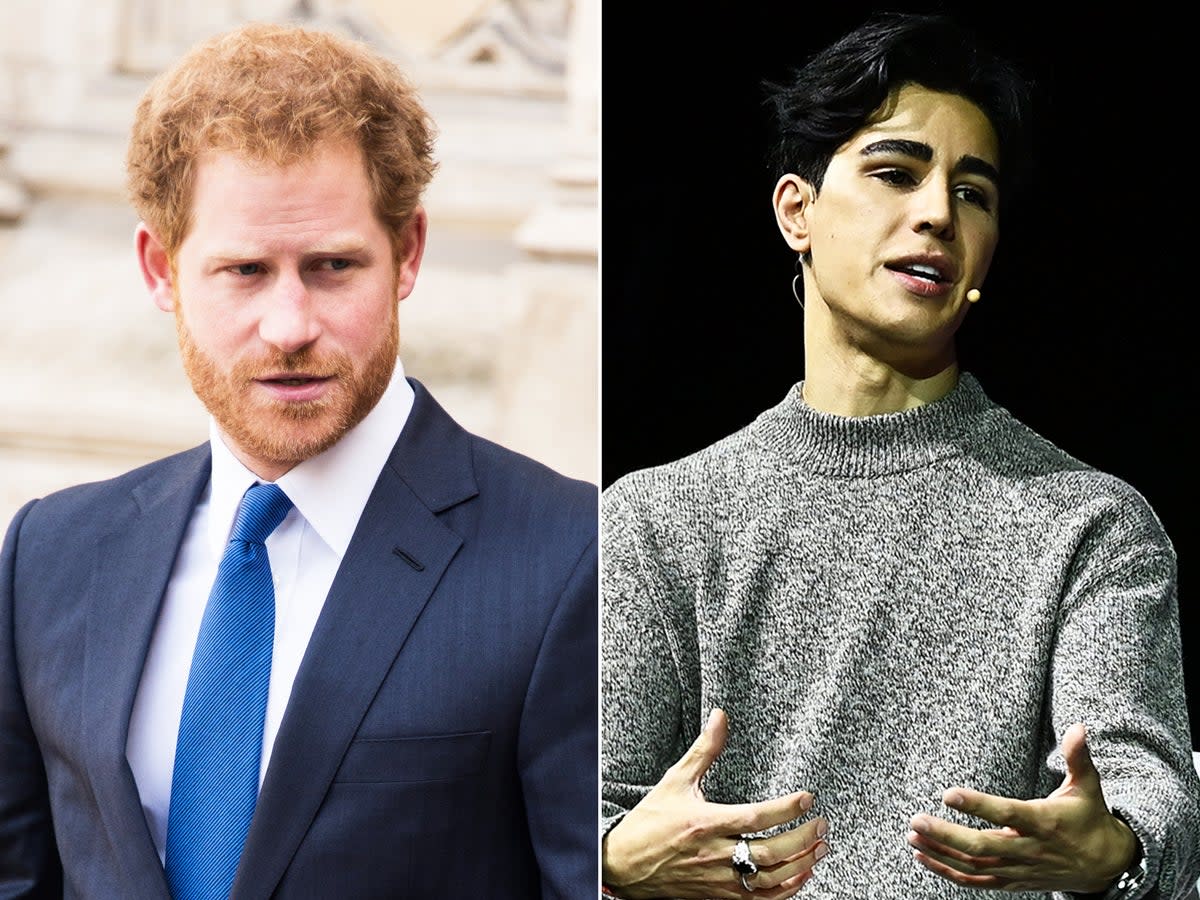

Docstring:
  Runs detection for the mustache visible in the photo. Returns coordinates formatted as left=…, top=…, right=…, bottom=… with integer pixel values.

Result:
left=230, top=347, right=353, bottom=380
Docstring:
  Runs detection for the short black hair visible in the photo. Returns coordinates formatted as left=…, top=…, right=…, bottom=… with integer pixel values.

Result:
left=764, top=12, right=1033, bottom=205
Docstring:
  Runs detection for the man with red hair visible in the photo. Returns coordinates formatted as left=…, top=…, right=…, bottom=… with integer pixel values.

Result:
left=0, top=23, right=597, bottom=899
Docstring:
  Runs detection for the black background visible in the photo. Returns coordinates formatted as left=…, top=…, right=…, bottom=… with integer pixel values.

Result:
left=600, top=4, right=1197, bottom=745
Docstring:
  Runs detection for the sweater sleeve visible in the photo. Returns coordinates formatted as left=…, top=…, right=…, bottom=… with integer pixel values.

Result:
left=600, top=477, right=698, bottom=839
left=1046, top=481, right=1200, bottom=900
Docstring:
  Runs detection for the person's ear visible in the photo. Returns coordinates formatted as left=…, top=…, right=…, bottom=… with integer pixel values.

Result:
left=772, top=174, right=816, bottom=255
left=394, top=207, right=428, bottom=302
left=135, top=223, right=176, bottom=312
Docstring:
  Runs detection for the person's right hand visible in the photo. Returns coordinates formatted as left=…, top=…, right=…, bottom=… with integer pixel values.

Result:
left=602, top=708, right=828, bottom=899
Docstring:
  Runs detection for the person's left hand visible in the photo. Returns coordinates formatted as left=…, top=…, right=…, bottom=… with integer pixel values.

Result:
left=906, top=723, right=1139, bottom=892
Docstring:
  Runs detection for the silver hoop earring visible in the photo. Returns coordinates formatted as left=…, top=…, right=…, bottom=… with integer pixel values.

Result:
left=791, top=255, right=804, bottom=310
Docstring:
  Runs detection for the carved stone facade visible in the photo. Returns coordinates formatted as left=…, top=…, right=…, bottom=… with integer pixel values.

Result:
left=0, top=0, right=597, bottom=525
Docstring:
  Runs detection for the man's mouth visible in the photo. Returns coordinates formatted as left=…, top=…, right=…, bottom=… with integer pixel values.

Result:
left=888, top=262, right=946, bottom=284
left=259, top=373, right=329, bottom=385
left=253, top=374, right=336, bottom=400
left=886, top=262, right=950, bottom=284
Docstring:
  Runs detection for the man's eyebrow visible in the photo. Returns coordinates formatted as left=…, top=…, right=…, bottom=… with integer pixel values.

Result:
left=306, top=239, right=371, bottom=256
left=860, top=139, right=1000, bottom=188
left=206, top=240, right=372, bottom=260
left=955, top=155, right=1000, bottom=188
left=860, top=138, right=932, bottom=162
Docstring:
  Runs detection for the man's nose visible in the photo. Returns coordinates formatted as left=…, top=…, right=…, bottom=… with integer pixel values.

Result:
left=910, top=180, right=955, bottom=240
left=257, top=272, right=321, bottom=352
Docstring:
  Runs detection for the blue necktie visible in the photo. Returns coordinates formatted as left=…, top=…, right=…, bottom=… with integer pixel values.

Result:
left=164, top=482, right=292, bottom=900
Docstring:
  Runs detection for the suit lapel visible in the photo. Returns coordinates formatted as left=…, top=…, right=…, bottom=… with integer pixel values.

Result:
left=234, top=381, right=477, bottom=899
left=81, top=446, right=211, bottom=899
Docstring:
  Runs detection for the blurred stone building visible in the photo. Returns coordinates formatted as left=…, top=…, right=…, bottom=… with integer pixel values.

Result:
left=0, top=0, right=598, bottom=526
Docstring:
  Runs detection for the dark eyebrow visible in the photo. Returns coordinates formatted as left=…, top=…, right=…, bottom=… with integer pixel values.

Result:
left=860, top=139, right=1000, bottom=189
left=955, top=155, right=1000, bottom=189
left=861, top=138, right=932, bottom=162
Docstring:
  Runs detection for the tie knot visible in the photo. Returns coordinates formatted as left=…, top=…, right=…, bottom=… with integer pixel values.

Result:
left=230, top=482, right=293, bottom=545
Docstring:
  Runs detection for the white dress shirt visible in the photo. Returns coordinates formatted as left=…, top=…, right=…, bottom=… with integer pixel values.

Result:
left=126, top=361, right=415, bottom=861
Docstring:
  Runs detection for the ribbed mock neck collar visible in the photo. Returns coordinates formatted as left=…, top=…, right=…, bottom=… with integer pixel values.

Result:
left=752, top=372, right=995, bottom=478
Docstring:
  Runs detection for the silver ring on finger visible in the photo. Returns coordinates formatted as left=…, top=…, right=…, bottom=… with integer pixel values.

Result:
left=731, top=838, right=758, bottom=892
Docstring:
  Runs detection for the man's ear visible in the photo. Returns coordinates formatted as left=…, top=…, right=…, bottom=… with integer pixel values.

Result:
left=135, top=223, right=176, bottom=312
left=772, top=174, right=816, bottom=255
left=394, top=207, right=428, bottom=302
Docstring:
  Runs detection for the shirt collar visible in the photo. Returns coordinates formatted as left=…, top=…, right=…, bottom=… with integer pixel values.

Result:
left=207, top=359, right=415, bottom=559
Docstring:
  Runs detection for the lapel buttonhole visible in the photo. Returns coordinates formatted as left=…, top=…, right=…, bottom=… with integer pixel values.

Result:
left=392, top=546, right=425, bottom=571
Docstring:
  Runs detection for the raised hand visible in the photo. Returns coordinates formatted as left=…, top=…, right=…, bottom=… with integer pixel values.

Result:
left=603, top=708, right=828, bottom=899
left=906, top=723, right=1139, bottom=892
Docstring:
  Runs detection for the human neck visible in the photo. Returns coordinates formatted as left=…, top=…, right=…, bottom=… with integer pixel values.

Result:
left=215, top=428, right=298, bottom=483
left=801, top=299, right=959, bottom=417
left=801, top=359, right=959, bottom=417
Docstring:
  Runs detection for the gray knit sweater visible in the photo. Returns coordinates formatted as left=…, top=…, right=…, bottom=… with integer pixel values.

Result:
left=601, top=373, right=1200, bottom=899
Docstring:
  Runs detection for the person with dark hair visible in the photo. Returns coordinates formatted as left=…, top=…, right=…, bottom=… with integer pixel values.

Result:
left=601, top=12, right=1199, bottom=899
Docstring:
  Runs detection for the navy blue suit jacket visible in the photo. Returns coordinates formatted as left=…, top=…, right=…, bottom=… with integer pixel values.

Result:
left=0, top=379, right=598, bottom=898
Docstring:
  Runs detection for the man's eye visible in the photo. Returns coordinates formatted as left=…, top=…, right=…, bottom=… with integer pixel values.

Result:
left=234, top=263, right=262, bottom=276
left=327, top=258, right=352, bottom=271
left=954, top=185, right=993, bottom=212
left=870, top=169, right=916, bottom=187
